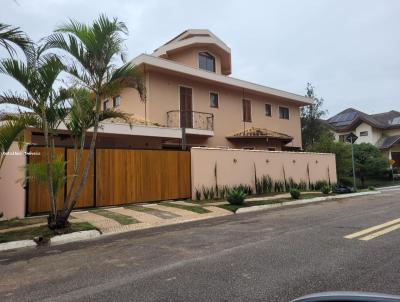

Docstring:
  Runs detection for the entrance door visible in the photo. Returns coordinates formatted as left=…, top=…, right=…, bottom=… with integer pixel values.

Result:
left=180, top=86, right=193, bottom=128
left=392, top=152, right=400, bottom=167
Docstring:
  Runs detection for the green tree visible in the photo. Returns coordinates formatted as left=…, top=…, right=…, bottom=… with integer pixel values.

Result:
left=307, top=134, right=352, bottom=178
left=0, top=46, right=67, bottom=220
left=0, top=23, right=32, bottom=58
left=44, top=15, right=145, bottom=226
left=353, top=143, right=388, bottom=187
left=301, top=83, right=331, bottom=149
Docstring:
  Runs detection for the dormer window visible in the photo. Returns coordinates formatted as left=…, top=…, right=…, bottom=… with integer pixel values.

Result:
left=198, top=52, right=215, bottom=72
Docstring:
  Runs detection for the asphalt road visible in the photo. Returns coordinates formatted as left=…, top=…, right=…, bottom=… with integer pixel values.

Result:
left=1, top=188, right=400, bottom=302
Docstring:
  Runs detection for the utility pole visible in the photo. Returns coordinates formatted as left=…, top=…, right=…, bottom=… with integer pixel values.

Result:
left=351, top=137, right=356, bottom=191
left=346, top=132, right=358, bottom=191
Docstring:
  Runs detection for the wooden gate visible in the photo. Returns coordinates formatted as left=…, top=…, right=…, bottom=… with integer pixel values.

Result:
left=27, top=147, right=191, bottom=214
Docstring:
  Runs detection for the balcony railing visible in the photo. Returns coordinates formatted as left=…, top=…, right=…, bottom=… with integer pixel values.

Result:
left=167, top=110, right=214, bottom=131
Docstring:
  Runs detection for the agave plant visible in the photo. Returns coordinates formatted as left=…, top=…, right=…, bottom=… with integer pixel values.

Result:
left=43, top=15, right=145, bottom=225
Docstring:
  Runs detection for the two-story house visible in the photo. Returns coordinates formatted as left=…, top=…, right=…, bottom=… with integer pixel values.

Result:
left=326, top=107, right=400, bottom=166
left=99, top=29, right=311, bottom=151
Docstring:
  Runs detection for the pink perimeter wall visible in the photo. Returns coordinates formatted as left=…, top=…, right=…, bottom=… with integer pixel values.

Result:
left=0, top=142, right=26, bottom=219
left=191, top=147, right=337, bottom=198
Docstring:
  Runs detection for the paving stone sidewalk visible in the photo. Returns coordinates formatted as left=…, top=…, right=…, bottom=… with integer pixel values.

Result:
left=71, top=202, right=232, bottom=234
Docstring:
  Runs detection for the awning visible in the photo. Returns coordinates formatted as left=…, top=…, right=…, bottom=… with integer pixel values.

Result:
left=226, top=127, right=293, bottom=143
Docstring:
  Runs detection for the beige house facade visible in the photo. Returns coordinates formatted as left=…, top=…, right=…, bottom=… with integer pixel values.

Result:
left=101, top=29, right=311, bottom=151
left=327, top=108, right=400, bottom=167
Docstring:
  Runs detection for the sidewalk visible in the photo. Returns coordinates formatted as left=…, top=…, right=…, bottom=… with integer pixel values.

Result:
left=70, top=202, right=232, bottom=234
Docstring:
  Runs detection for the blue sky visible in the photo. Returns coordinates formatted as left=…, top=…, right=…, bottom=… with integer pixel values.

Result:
left=1, top=0, right=399, bottom=117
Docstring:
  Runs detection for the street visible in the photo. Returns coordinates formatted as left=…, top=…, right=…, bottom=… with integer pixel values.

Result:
left=1, top=188, right=400, bottom=302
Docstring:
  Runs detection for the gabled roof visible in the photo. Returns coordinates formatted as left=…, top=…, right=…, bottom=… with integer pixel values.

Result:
left=152, top=29, right=232, bottom=75
left=326, top=108, right=400, bottom=132
left=226, top=127, right=293, bottom=143
left=376, top=135, right=400, bottom=150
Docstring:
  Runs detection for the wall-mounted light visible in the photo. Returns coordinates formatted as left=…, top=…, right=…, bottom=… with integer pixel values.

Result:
left=233, top=158, right=237, bottom=163
left=292, top=160, right=296, bottom=163
left=315, top=160, right=318, bottom=164
left=266, top=159, right=270, bottom=163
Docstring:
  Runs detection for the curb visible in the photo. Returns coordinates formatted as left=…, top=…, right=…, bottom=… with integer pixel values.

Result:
left=236, top=191, right=381, bottom=214
left=50, top=230, right=101, bottom=246
left=0, top=240, right=37, bottom=252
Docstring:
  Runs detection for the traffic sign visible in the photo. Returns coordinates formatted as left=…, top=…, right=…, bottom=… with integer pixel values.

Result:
left=346, top=132, right=358, bottom=144
left=389, top=159, right=396, bottom=166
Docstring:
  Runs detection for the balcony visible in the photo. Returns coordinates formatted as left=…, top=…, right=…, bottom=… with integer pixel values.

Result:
left=167, top=110, right=214, bottom=136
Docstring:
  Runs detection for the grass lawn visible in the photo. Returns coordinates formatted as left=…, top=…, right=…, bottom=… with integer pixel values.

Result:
left=124, top=205, right=153, bottom=212
left=0, top=222, right=96, bottom=244
left=90, top=209, right=139, bottom=225
left=0, top=217, right=47, bottom=230
left=162, top=203, right=211, bottom=214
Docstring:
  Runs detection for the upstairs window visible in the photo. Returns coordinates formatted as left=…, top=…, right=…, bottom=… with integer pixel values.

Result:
left=360, top=131, right=368, bottom=137
left=242, top=99, right=252, bottom=122
left=113, top=95, right=121, bottom=107
left=198, top=52, right=215, bottom=72
left=279, top=106, right=290, bottom=119
left=103, top=100, right=110, bottom=111
left=265, top=104, right=272, bottom=117
left=210, top=92, right=219, bottom=108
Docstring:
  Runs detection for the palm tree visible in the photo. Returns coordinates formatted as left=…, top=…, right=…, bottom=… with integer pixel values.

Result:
left=0, top=23, right=32, bottom=58
left=44, top=15, right=145, bottom=224
left=63, top=88, right=130, bottom=210
left=0, top=47, right=67, bottom=223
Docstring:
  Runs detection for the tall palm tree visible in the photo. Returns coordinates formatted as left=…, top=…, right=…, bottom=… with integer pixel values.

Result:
left=0, top=47, right=67, bottom=222
left=0, top=23, right=32, bottom=58
left=44, top=15, right=145, bottom=223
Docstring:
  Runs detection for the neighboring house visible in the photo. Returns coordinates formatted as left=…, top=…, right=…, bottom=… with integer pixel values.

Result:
left=98, top=29, right=311, bottom=151
left=326, top=108, right=400, bottom=166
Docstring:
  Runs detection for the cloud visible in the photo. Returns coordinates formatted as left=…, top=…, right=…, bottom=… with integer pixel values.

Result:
left=1, top=0, right=399, bottom=116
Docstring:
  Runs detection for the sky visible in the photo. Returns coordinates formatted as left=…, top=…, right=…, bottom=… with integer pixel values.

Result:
left=1, top=0, right=399, bottom=118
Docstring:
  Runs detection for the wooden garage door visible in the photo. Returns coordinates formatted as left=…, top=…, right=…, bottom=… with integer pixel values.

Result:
left=95, top=149, right=191, bottom=206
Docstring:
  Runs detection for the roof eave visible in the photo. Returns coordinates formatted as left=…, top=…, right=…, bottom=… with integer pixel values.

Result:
left=131, top=54, right=311, bottom=106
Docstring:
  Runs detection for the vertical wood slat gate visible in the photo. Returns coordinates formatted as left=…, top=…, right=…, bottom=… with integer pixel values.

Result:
left=27, top=147, right=191, bottom=214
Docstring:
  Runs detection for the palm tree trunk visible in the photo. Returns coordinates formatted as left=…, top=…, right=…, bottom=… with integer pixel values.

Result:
left=64, top=132, right=85, bottom=207
left=42, top=115, right=57, bottom=222
left=63, top=95, right=100, bottom=218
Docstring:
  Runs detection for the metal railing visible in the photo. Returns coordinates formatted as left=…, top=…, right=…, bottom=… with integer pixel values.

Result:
left=166, top=110, right=214, bottom=131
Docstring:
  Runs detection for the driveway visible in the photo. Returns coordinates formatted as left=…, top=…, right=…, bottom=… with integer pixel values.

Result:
left=0, top=188, right=399, bottom=301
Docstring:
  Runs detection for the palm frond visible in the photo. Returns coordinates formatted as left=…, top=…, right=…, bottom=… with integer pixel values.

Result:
left=104, top=63, right=146, bottom=101
left=0, top=59, right=38, bottom=98
left=0, top=91, right=35, bottom=110
left=0, top=116, right=35, bottom=168
left=0, top=23, right=33, bottom=59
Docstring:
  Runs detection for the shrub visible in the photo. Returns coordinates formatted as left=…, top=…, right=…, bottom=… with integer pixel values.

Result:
left=233, top=184, right=252, bottom=195
left=209, top=187, right=215, bottom=200
left=315, top=180, right=328, bottom=191
left=368, top=186, right=376, bottom=191
left=290, top=188, right=301, bottom=199
left=338, top=177, right=353, bottom=187
left=255, top=175, right=273, bottom=194
left=321, top=185, right=330, bottom=195
left=195, top=189, right=201, bottom=201
left=227, top=189, right=246, bottom=205
left=274, top=181, right=285, bottom=193
left=202, top=186, right=210, bottom=200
